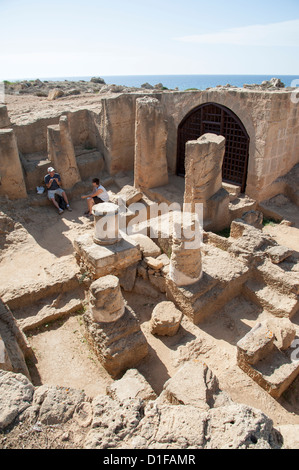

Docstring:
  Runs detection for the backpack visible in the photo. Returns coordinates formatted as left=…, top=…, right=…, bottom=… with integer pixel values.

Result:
left=55, top=194, right=67, bottom=210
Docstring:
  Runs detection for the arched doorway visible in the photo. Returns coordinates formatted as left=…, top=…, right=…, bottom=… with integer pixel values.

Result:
left=177, top=103, right=250, bottom=193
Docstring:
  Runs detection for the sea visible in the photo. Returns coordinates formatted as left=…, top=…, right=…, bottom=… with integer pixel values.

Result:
left=39, top=74, right=298, bottom=91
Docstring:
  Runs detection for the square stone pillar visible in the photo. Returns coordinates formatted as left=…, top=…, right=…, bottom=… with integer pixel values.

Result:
left=0, top=129, right=27, bottom=199
left=47, top=115, right=81, bottom=189
left=184, top=133, right=230, bottom=232
left=134, top=96, right=168, bottom=190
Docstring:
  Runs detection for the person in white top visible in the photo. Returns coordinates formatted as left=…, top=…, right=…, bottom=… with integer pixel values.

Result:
left=81, top=178, right=110, bottom=216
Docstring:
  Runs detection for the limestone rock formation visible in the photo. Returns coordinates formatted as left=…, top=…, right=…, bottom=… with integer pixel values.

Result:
left=0, top=370, right=34, bottom=430
left=0, top=366, right=283, bottom=449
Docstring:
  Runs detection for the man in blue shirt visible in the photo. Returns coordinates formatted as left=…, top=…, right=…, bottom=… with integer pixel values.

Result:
left=44, top=167, right=72, bottom=214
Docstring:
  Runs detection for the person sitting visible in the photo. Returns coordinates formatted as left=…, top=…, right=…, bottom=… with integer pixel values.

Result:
left=81, top=178, right=110, bottom=216
left=44, top=167, right=72, bottom=214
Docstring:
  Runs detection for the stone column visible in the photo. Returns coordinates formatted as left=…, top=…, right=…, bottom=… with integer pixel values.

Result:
left=83, top=274, right=148, bottom=378
left=47, top=115, right=81, bottom=189
left=92, top=202, right=121, bottom=246
left=0, top=105, right=11, bottom=129
left=169, top=212, right=202, bottom=286
left=89, top=275, right=125, bottom=323
left=134, top=96, right=168, bottom=189
left=184, top=133, right=230, bottom=232
left=0, top=129, right=27, bottom=199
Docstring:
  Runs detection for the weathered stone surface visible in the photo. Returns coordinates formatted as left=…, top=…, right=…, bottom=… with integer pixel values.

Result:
left=184, top=133, right=230, bottom=231
left=83, top=305, right=148, bottom=378
left=0, top=336, right=13, bottom=372
left=84, top=395, right=143, bottom=449
left=134, top=96, right=168, bottom=189
left=265, top=317, right=296, bottom=351
left=150, top=301, right=182, bottom=336
left=106, top=369, right=157, bottom=402
left=169, top=213, right=202, bottom=287
left=163, top=361, right=231, bottom=410
left=129, top=233, right=161, bottom=258
left=74, top=233, right=141, bottom=279
left=237, top=322, right=275, bottom=365
left=144, top=256, right=163, bottom=271
left=131, top=401, right=278, bottom=449
left=112, top=185, right=143, bottom=206
left=205, top=404, right=278, bottom=449
left=89, top=275, right=125, bottom=323
left=266, top=245, right=294, bottom=264
left=29, top=385, right=86, bottom=425
left=0, top=369, right=282, bottom=449
left=241, top=210, right=263, bottom=229
left=0, top=298, right=32, bottom=378
left=47, top=88, right=64, bottom=100
left=0, top=105, right=11, bottom=128
left=148, top=272, right=166, bottom=293
left=133, top=277, right=161, bottom=298
left=0, top=370, right=34, bottom=430
left=47, top=115, right=81, bottom=190
left=277, top=425, right=299, bottom=449
left=0, top=129, right=27, bottom=199
left=135, top=403, right=207, bottom=449
left=118, top=264, right=137, bottom=292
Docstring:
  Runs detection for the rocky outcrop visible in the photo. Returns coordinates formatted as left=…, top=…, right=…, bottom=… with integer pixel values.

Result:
left=0, top=363, right=284, bottom=449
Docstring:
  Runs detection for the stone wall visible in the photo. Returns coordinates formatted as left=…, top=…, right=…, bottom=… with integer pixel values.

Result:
left=160, top=89, right=299, bottom=202
left=2, top=88, right=299, bottom=202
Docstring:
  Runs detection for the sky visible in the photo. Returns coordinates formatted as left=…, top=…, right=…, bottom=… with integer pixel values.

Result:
left=0, top=0, right=299, bottom=80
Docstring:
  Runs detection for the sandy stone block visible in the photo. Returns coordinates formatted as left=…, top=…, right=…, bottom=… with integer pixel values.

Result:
left=265, top=317, right=296, bottom=351
left=149, top=272, right=166, bottom=293
left=130, top=233, right=161, bottom=258
left=144, top=256, right=163, bottom=270
left=230, top=219, right=247, bottom=239
left=47, top=88, right=64, bottom=100
left=116, top=185, right=143, bottom=206
left=150, top=301, right=182, bottom=336
left=266, top=245, right=294, bottom=264
left=118, top=265, right=137, bottom=292
left=237, top=322, right=275, bottom=365
left=106, top=369, right=157, bottom=402
left=163, top=362, right=229, bottom=410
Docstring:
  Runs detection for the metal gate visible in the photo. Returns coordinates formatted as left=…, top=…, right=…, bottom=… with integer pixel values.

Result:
left=177, top=103, right=250, bottom=193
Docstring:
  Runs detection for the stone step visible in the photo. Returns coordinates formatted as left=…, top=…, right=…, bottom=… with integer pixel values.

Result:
left=222, top=182, right=241, bottom=201
left=238, top=345, right=299, bottom=399
left=256, top=259, right=299, bottom=296
left=1, top=258, right=81, bottom=310
left=12, top=288, right=85, bottom=332
left=243, top=279, right=299, bottom=318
